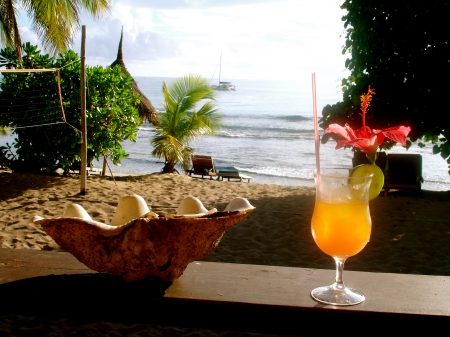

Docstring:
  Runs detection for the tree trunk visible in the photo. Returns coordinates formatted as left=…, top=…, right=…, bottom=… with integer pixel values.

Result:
left=162, top=161, right=175, bottom=173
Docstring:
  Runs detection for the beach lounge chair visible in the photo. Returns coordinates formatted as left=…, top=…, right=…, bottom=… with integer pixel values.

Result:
left=187, top=155, right=252, bottom=182
left=383, top=153, right=423, bottom=196
left=216, top=169, right=253, bottom=183
left=186, top=155, right=217, bottom=179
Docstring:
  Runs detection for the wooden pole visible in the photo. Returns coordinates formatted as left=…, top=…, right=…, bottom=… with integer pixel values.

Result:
left=102, top=156, right=107, bottom=176
left=80, top=25, right=87, bottom=195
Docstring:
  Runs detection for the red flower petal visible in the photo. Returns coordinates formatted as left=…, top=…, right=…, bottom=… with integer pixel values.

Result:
left=325, top=124, right=352, bottom=141
left=347, top=136, right=379, bottom=155
left=343, top=124, right=358, bottom=139
left=354, top=126, right=374, bottom=139
left=375, top=132, right=386, bottom=145
left=325, top=118, right=411, bottom=158
left=335, top=139, right=350, bottom=150
left=373, top=126, right=411, bottom=146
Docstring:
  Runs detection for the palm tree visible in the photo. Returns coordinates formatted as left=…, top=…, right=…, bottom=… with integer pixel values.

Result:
left=151, top=74, right=222, bottom=174
left=0, top=0, right=110, bottom=59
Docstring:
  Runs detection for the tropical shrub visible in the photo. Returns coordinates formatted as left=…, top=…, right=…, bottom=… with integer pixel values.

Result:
left=0, top=43, right=141, bottom=173
left=321, top=0, right=450, bottom=173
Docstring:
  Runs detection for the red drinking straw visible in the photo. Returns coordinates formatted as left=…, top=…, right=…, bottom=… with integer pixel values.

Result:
left=312, top=73, right=320, bottom=183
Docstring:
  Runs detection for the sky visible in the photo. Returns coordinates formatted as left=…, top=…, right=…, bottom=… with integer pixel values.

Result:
left=15, top=0, right=350, bottom=98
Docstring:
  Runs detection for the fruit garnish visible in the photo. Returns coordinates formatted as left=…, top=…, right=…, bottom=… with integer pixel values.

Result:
left=325, top=86, right=411, bottom=200
left=350, top=164, right=384, bottom=200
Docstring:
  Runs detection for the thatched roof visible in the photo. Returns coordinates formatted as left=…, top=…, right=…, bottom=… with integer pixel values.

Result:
left=111, top=28, right=160, bottom=125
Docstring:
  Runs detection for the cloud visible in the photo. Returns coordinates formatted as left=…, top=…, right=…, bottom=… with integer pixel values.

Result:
left=121, top=0, right=278, bottom=10
left=12, top=0, right=349, bottom=92
left=72, top=14, right=182, bottom=66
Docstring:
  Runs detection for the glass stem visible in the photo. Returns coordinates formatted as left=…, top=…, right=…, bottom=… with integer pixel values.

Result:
left=333, top=257, right=346, bottom=290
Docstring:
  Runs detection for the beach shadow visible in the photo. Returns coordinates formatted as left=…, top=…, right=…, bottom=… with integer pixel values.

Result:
left=0, top=171, right=79, bottom=200
left=0, top=272, right=171, bottom=320
left=202, top=188, right=450, bottom=276
left=201, top=190, right=330, bottom=270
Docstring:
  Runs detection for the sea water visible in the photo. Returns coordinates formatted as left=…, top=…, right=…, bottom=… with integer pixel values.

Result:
left=1, top=77, right=449, bottom=191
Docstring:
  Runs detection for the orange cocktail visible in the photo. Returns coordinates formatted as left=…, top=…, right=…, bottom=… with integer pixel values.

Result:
left=311, top=200, right=371, bottom=259
left=310, top=86, right=411, bottom=306
left=309, top=168, right=373, bottom=306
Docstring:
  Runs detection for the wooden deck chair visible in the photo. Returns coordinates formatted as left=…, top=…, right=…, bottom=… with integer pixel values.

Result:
left=383, top=153, right=423, bottom=196
left=186, top=155, right=217, bottom=179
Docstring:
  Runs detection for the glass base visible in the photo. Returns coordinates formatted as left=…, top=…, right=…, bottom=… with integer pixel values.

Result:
left=311, top=284, right=365, bottom=306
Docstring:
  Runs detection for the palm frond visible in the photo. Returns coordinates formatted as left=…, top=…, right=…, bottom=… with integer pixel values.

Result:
left=151, top=74, right=222, bottom=173
left=20, top=0, right=110, bottom=55
left=79, top=0, right=111, bottom=16
left=151, top=134, right=185, bottom=164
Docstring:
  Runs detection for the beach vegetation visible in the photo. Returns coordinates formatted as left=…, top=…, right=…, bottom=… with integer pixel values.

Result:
left=320, top=0, right=450, bottom=174
left=0, top=42, right=141, bottom=174
left=0, top=0, right=111, bottom=60
left=151, top=74, right=221, bottom=174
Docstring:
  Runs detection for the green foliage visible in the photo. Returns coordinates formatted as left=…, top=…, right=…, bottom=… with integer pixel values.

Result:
left=0, top=43, right=141, bottom=174
left=0, top=0, right=111, bottom=58
left=84, top=65, right=141, bottom=166
left=151, top=74, right=221, bottom=173
left=321, top=0, right=450, bottom=173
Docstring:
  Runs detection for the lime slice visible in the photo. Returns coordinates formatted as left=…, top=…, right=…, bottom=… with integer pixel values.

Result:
left=350, top=164, right=385, bottom=200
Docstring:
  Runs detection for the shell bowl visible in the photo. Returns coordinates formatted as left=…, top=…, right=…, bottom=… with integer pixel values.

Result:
left=34, top=208, right=253, bottom=282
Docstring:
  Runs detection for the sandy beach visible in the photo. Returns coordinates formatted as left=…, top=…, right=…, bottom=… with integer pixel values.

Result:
left=1, top=170, right=450, bottom=335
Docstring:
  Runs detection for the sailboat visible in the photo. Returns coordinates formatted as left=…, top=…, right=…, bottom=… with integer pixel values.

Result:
left=211, top=52, right=236, bottom=91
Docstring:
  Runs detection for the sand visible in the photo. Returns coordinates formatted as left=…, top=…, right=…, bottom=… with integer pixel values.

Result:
left=1, top=170, right=450, bottom=335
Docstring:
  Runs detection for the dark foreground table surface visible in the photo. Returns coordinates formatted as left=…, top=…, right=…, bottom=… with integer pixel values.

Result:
left=1, top=248, right=449, bottom=336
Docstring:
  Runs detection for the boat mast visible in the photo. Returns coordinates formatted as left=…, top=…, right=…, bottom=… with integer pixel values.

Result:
left=218, top=50, right=222, bottom=84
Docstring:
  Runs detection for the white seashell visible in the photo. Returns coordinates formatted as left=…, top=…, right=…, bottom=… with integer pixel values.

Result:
left=180, top=208, right=218, bottom=218
left=224, top=197, right=255, bottom=212
left=110, top=194, right=150, bottom=227
left=176, top=196, right=209, bottom=215
left=63, top=203, right=92, bottom=220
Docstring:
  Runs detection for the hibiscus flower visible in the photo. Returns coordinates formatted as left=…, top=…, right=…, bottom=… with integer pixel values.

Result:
left=325, top=86, right=411, bottom=163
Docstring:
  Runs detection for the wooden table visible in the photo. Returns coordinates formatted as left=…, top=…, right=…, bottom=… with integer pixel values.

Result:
left=1, top=248, right=449, bottom=335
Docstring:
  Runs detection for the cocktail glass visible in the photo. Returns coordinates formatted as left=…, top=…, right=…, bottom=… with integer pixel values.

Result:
left=311, top=168, right=373, bottom=306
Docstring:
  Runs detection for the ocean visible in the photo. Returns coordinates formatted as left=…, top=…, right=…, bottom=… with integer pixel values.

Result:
left=1, top=77, right=449, bottom=191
